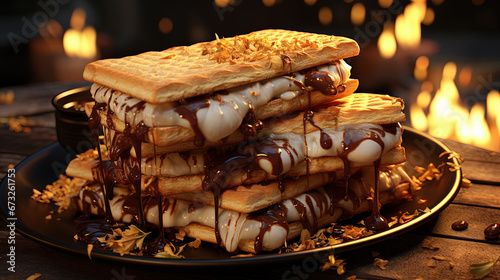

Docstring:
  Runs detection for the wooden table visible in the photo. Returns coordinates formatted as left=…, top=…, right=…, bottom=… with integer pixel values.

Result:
left=1, top=82, right=499, bottom=280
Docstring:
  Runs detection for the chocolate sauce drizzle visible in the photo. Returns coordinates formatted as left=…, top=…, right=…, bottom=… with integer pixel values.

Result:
left=364, top=159, right=389, bottom=231
left=240, top=102, right=264, bottom=138
left=174, top=97, right=210, bottom=147
left=247, top=204, right=288, bottom=253
left=88, top=102, right=114, bottom=224
left=78, top=63, right=399, bottom=253
left=202, top=150, right=255, bottom=245
left=77, top=90, right=159, bottom=249
left=304, top=71, right=342, bottom=96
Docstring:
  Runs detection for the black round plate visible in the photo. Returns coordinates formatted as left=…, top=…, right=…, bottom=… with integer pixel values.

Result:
left=0, top=127, right=462, bottom=266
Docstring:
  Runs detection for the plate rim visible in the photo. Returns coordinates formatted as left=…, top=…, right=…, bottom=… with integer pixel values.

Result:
left=0, top=126, right=462, bottom=266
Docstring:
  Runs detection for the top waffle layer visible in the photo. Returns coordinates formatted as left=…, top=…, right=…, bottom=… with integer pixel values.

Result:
left=83, top=29, right=360, bottom=104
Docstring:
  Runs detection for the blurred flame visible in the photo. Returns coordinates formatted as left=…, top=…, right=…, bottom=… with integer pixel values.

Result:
left=422, top=7, right=435, bottom=25
left=378, top=0, right=432, bottom=57
left=378, top=0, right=394, bottom=8
left=38, top=19, right=63, bottom=40
left=469, top=104, right=491, bottom=147
left=458, top=66, right=473, bottom=86
left=416, top=89, right=431, bottom=108
left=378, top=23, right=397, bottom=59
left=318, top=6, right=333, bottom=25
left=487, top=90, right=500, bottom=145
left=351, top=3, right=366, bottom=26
left=411, top=62, right=499, bottom=151
left=410, top=103, right=428, bottom=131
left=414, top=56, right=429, bottom=81
left=262, top=0, right=276, bottom=7
left=63, top=8, right=97, bottom=59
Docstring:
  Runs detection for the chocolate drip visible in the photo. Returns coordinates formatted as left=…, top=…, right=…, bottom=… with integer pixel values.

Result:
left=148, top=120, right=168, bottom=253
left=304, top=71, right=339, bottom=96
left=123, top=128, right=145, bottom=228
left=174, top=97, right=210, bottom=147
left=89, top=103, right=114, bottom=223
left=254, top=139, right=297, bottom=178
left=291, top=198, right=309, bottom=232
left=203, top=151, right=254, bottom=245
left=303, top=110, right=333, bottom=150
left=302, top=110, right=312, bottom=187
left=149, top=181, right=168, bottom=254
left=381, top=123, right=400, bottom=135
left=106, top=109, right=115, bottom=130
left=240, top=103, right=263, bottom=137
left=325, top=182, right=361, bottom=218
left=116, top=98, right=147, bottom=228
left=339, top=127, right=386, bottom=200
left=122, top=193, right=145, bottom=218
left=364, top=159, right=389, bottom=232
left=80, top=188, right=105, bottom=218
left=76, top=98, right=116, bottom=241
left=109, top=133, right=132, bottom=161
left=247, top=204, right=288, bottom=253
left=277, top=175, right=285, bottom=192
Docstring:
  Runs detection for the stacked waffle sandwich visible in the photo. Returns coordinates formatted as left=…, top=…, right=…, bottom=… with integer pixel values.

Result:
left=65, top=29, right=416, bottom=254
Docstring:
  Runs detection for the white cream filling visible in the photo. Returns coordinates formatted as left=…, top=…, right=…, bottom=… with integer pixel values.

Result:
left=80, top=165, right=413, bottom=252
left=140, top=123, right=402, bottom=177
left=91, top=60, right=351, bottom=142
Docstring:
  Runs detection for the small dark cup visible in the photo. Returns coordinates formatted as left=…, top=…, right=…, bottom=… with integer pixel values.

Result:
left=52, top=87, right=94, bottom=153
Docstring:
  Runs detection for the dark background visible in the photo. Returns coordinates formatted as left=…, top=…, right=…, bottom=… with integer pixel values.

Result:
left=1, top=0, right=499, bottom=94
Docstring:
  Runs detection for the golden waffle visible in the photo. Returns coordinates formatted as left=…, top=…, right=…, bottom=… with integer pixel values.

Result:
left=135, top=92, right=405, bottom=156
left=84, top=29, right=359, bottom=104
left=65, top=146, right=405, bottom=199
left=84, top=79, right=359, bottom=153
left=180, top=179, right=414, bottom=253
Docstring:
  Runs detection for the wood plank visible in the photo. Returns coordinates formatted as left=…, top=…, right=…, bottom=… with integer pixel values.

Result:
left=0, top=127, right=56, bottom=155
left=338, top=234, right=500, bottom=280
left=461, top=160, right=500, bottom=185
left=0, top=81, right=90, bottom=117
left=3, top=229, right=499, bottom=280
left=440, top=138, right=500, bottom=163
left=454, top=183, right=500, bottom=208
left=413, top=203, right=500, bottom=244
left=440, top=139, right=500, bottom=184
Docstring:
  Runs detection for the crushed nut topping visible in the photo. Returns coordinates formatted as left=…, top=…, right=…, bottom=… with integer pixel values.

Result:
left=374, top=258, right=389, bottom=269
left=1, top=116, right=40, bottom=133
left=155, top=243, right=187, bottom=259
left=31, top=174, right=87, bottom=213
left=320, top=254, right=347, bottom=274
left=422, top=238, right=440, bottom=250
left=341, top=225, right=373, bottom=240
left=201, top=33, right=322, bottom=64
